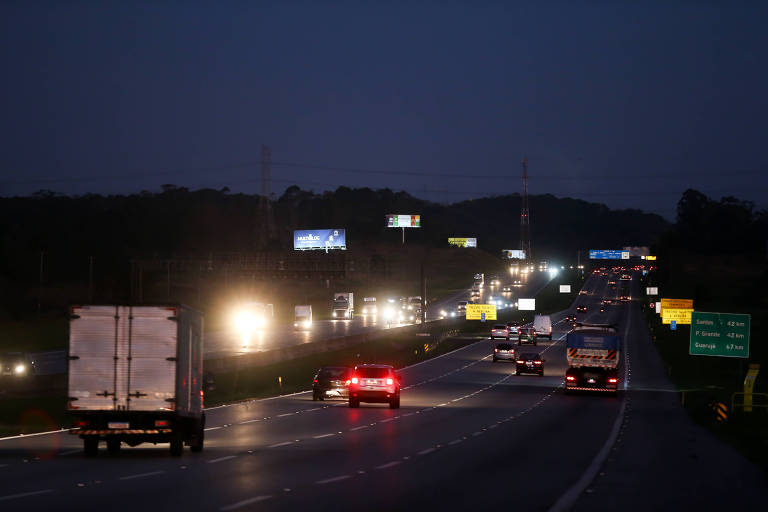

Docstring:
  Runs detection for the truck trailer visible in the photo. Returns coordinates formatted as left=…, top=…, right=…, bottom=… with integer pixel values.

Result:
left=294, top=304, right=312, bottom=329
left=67, top=305, right=206, bottom=456
left=564, top=324, right=620, bottom=395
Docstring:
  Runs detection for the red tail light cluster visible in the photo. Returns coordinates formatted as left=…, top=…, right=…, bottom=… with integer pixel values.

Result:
left=155, top=419, right=169, bottom=427
left=351, top=377, right=359, bottom=385
left=313, top=379, right=318, bottom=383
left=74, top=420, right=90, bottom=428
left=608, top=378, right=618, bottom=384
left=386, top=378, right=394, bottom=385
left=534, top=361, right=542, bottom=365
left=566, top=375, right=576, bottom=381
left=516, top=360, right=525, bottom=364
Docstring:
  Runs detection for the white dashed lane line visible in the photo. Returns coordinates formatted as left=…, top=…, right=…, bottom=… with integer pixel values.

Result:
left=208, top=455, right=237, bottom=464
left=376, top=461, right=401, bottom=470
left=349, top=425, right=369, bottom=431
left=313, top=433, right=335, bottom=439
left=219, top=495, right=273, bottom=511
left=267, top=441, right=294, bottom=449
left=316, top=475, right=352, bottom=485
left=417, top=448, right=436, bottom=456
left=119, top=471, right=165, bottom=481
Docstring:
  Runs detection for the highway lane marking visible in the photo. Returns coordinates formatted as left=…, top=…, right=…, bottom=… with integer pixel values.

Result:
left=267, top=441, right=294, bottom=448
left=219, top=495, right=272, bottom=510
left=349, top=425, right=369, bottom=431
left=447, top=439, right=462, bottom=445
left=376, top=461, right=401, bottom=469
left=0, top=428, right=71, bottom=442
left=313, top=433, right=335, bottom=439
left=238, top=419, right=260, bottom=424
left=548, top=296, right=633, bottom=512
left=119, top=470, right=165, bottom=481
left=379, top=418, right=394, bottom=423
left=417, top=447, right=436, bottom=455
left=57, top=449, right=81, bottom=456
left=208, top=455, right=237, bottom=464
left=204, top=426, right=223, bottom=431
left=0, top=489, right=54, bottom=502
left=277, top=413, right=294, bottom=417
left=315, top=475, right=351, bottom=484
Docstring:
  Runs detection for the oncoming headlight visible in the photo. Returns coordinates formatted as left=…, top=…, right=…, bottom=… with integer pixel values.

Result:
left=14, top=364, right=26, bottom=375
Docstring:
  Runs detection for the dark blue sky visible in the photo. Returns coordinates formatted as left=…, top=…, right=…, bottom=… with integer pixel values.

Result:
left=1, top=1, right=766, bottom=219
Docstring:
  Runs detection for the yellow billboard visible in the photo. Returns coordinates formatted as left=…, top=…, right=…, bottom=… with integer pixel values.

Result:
left=466, top=304, right=497, bottom=321
left=660, top=298, right=693, bottom=313
left=646, top=255, right=657, bottom=261
left=662, top=308, right=694, bottom=325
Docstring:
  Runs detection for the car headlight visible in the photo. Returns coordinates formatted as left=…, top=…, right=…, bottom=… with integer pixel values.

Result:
left=332, top=311, right=336, bottom=317
left=304, top=321, right=311, bottom=328
left=14, top=364, right=26, bottom=375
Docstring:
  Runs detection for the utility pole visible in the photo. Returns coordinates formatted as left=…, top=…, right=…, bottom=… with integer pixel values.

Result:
left=520, top=157, right=532, bottom=261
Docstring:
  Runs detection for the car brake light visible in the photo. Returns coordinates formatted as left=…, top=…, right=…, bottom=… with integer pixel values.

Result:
left=566, top=375, right=576, bottom=381
left=516, top=360, right=525, bottom=364
left=534, top=361, right=542, bottom=365
left=386, top=378, right=394, bottom=385
left=313, top=379, right=318, bottom=383
left=494, top=348, right=498, bottom=352
left=74, top=420, right=90, bottom=428
left=345, top=379, right=351, bottom=385
left=155, top=420, right=169, bottom=427
left=608, top=378, right=618, bottom=383
left=351, top=377, right=359, bottom=384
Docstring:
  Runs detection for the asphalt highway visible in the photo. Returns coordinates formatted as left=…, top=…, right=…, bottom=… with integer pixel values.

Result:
left=3, top=271, right=764, bottom=510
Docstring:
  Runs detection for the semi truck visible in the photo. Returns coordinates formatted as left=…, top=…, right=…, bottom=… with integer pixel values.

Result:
left=332, top=292, right=354, bottom=319
left=67, top=305, right=206, bottom=456
left=294, top=305, right=312, bottom=329
left=361, top=297, right=378, bottom=315
left=564, top=324, right=620, bottom=395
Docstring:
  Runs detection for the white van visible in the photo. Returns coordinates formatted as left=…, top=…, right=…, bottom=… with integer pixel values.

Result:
left=533, top=314, right=552, bottom=339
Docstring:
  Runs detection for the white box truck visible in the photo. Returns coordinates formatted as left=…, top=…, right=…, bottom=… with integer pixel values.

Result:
left=67, top=305, right=206, bottom=456
left=294, top=305, right=312, bottom=329
left=332, top=293, right=354, bottom=319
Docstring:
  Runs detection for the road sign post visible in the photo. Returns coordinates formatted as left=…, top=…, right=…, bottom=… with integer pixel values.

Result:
left=671, top=320, right=677, bottom=331
left=481, top=312, right=486, bottom=323
left=689, top=311, right=751, bottom=358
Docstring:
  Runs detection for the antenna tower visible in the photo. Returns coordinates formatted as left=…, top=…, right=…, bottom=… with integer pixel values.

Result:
left=520, top=157, right=531, bottom=260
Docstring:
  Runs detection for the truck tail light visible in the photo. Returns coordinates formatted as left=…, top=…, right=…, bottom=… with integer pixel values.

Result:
left=608, top=378, right=618, bottom=384
left=494, top=348, right=499, bottom=353
left=386, top=378, right=394, bottom=385
left=155, top=420, right=170, bottom=427
left=566, top=376, right=576, bottom=381
left=313, top=379, right=318, bottom=383
left=534, top=361, right=542, bottom=365
left=351, top=377, right=359, bottom=385
left=516, top=360, right=525, bottom=364
left=74, top=420, right=90, bottom=428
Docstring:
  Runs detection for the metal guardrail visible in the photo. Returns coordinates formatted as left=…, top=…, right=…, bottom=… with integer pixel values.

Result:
left=731, top=392, right=768, bottom=413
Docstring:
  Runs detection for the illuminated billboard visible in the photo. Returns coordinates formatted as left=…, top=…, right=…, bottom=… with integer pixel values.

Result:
left=518, top=298, right=536, bottom=311
left=503, top=250, right=526, bottom=259
left=386, top=214, right=421, bottom=228
left=293, top=229, right=346, bottom=251
left=448, top=237, right=477, bottom=248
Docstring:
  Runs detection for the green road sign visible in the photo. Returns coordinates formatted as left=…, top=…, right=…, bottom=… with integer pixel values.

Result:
left=689, top=311, right=751, bottom=358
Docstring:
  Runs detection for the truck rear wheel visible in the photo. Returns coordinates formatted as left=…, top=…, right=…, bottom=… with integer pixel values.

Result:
left=170, top=438, right=184, bottom=456
left=190, top=414, right=205, bottom=453
left=107, top=438, right=121, bottom=453
left=84, top=438, right=99, bottom=457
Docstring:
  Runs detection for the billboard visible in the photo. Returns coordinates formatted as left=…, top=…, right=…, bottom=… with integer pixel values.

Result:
left=518, top=298, right=536, bottom=311
left=623, top=246, right=650, bottom=257
left=559, top=285, right=571, bottom=293
left=646, top=287, right=658, bottom=295
left=503, top=250, right=527, bottom=260
left=293, top=229, right=346, bottom=251
left=386, top=214, right=421, bottom=228
left=466, top=304, right=497, bottom=321
left=589, top=250, right=627, bottom=260
left=449, top=237, right=477, bottom=248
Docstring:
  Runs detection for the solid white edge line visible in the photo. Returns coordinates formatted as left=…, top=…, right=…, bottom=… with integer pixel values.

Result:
left=0, top=489, right=54, bottom=502
left=548, top=296, right=633, bottom=512
left=0, top=428, right=70, bottom=442
left=219, top=495, right=272, bottom=511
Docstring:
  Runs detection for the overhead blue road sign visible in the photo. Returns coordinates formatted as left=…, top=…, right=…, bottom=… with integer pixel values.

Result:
left=589, top=250, right=625, bottom=260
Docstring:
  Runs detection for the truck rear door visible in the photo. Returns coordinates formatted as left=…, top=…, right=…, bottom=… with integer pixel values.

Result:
left=126, top=307, right=178, bottom=411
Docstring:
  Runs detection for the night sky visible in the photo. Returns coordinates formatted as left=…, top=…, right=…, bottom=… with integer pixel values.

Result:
left=1, top=1, right=766, bottom=219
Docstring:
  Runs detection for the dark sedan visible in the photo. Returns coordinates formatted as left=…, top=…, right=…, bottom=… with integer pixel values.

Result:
left=515, top=353, right=544, bottom=376
left=312, top=366, right=352, bottom=401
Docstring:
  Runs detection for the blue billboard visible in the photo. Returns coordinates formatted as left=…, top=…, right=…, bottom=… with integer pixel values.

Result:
left=293, top=229, right=347, bottom=251
left=589, top=250, right=628, bottom=260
